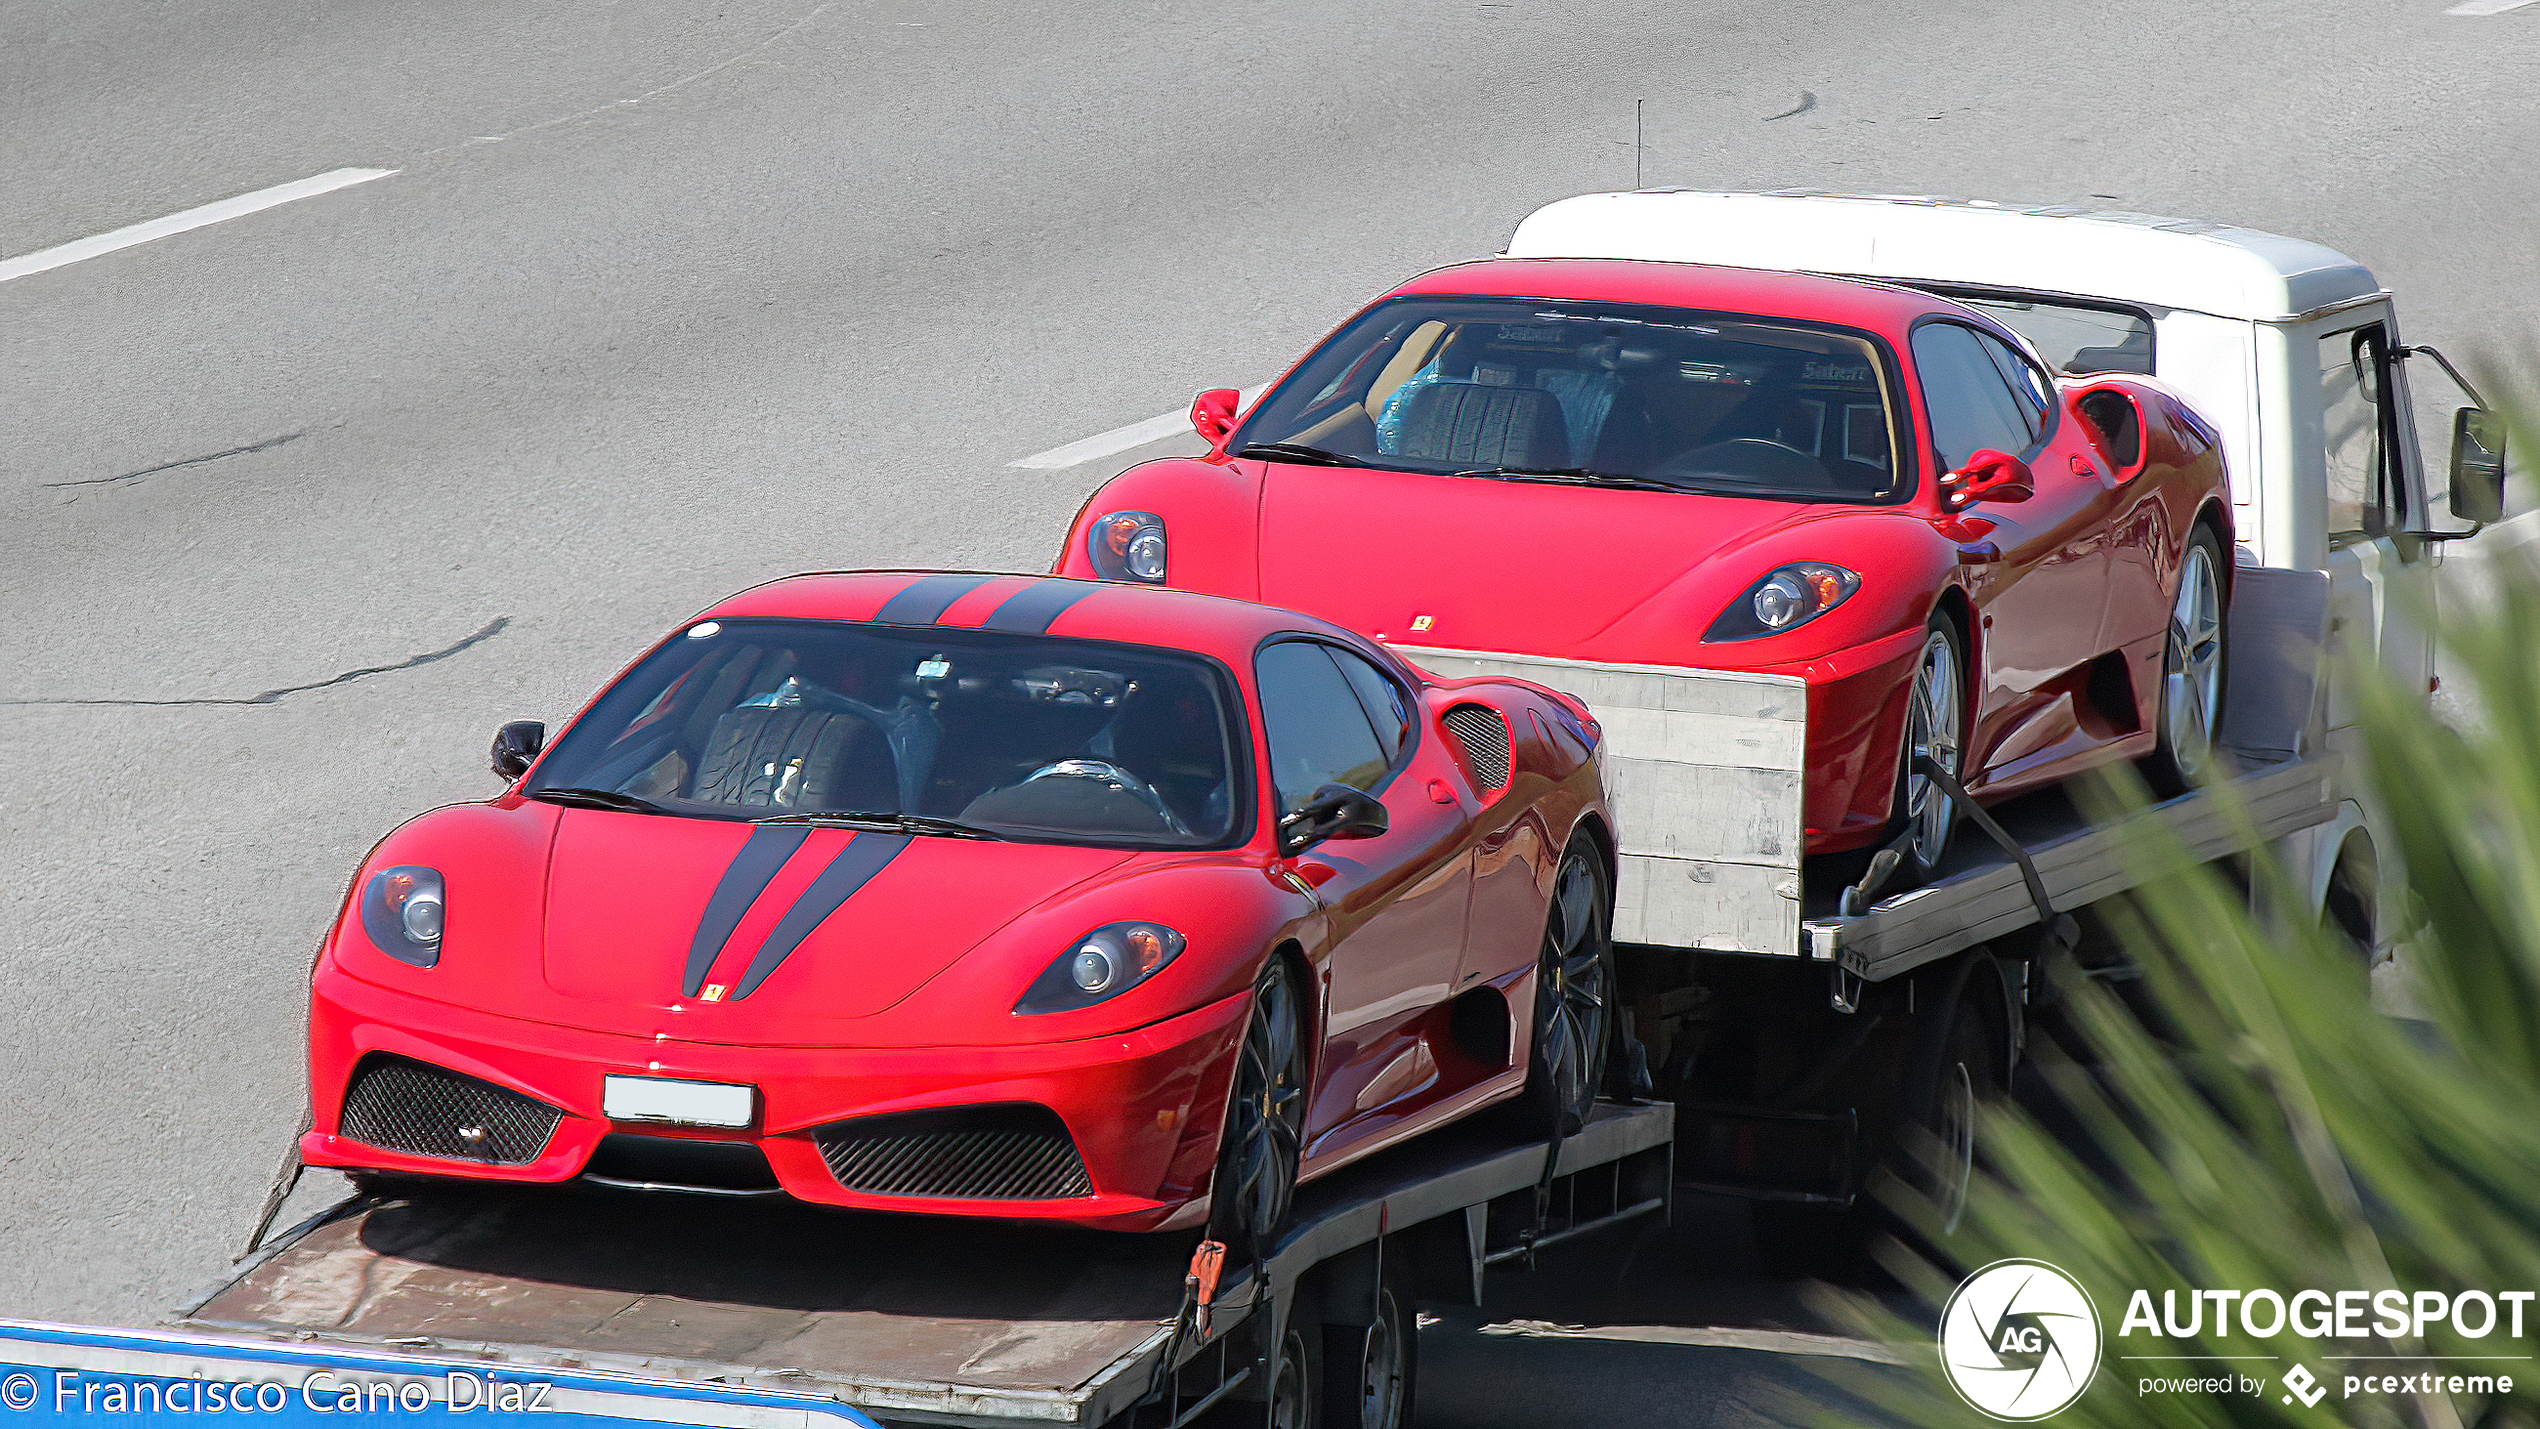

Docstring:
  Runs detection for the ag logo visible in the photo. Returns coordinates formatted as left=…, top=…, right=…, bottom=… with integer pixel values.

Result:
left=1939, top=1259, right=2102, bottom=1420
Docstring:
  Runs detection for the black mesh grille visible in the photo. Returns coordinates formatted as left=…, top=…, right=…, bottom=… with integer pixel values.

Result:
left=815, top=1104, right=1093, bottom=1201
left=339, top=1055, right=564, bottom=1166
left=1444, top=703, right=1512, bottom=789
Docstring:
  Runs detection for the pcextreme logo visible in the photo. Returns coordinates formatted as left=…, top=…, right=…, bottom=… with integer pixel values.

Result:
left=1939, top=1259, right=2103, bottom=1420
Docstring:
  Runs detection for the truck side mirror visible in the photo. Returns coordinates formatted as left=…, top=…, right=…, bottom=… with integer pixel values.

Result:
left=2451, top=408, right=2507, bottom=524
left=492, top=721, right=546, bottom=781
left=1190, top=388, right=1242, bottom=446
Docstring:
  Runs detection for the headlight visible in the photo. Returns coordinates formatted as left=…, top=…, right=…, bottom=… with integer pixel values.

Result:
left=360, top=865, right=445, bottom=968
left=1016, top=921, right=1186, bottom=1014
left=1088, top=511, right=1168, bottom=583
left=1703, top=563, right=1861, bottom=642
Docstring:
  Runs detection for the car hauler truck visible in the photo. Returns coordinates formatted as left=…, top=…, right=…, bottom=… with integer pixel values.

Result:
left=1395, top=189, right=2508, bottom=1255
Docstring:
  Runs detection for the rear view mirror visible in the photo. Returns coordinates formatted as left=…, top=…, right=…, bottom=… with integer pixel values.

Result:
left=1190, top=388, right=1241, bottom=446
left=2451, top=408, right=2508, bottom=524
left=491, top=721, right=546, bottom=781
left=1279, top=782, right=1389, bottom=855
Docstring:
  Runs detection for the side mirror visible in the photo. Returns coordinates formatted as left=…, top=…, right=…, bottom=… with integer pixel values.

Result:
left=491, top=721, right=546, bottom=781
left=1279, top=782, right=1389, bottom=855
left=2451, top=407, right=2508, bottom=524
left=1944, top=449, right=2034, bottom=509
left=1190, top=388, right=1241, bottom=446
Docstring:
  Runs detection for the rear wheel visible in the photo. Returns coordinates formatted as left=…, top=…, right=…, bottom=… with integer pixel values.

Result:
left=1208, top=960, right=1308, bottom=1255
left=1889, top=618, right=1968, bottom=886
left=1268, top=1324, right=1319, bottom=1429
left=1752, top=971, right=2002, bottom=1280
left=1320, top=1277, right=1417, bottom=1429
left=2141, top=524, right=2229, bottom=795
left=1516, top=846, right=1615, bottom=1137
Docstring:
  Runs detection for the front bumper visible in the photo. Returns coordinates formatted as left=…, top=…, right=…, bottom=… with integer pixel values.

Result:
left=303, top=966, right=1251, bottom=1232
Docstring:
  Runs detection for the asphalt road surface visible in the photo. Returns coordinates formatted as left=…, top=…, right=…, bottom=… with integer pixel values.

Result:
left=5, top=0, right=2538, bottom=1419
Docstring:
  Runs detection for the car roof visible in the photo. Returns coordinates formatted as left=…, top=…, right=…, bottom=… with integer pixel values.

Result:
left=697, top=571, right=1383, bottom=672
left=1382, top=255, right=1948, bottom=336
left=1504, top=190, right=2382, bottom=323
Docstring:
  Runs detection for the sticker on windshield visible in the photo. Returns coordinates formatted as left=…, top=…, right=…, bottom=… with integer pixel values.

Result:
left=916, top=658, right=951, bottom=678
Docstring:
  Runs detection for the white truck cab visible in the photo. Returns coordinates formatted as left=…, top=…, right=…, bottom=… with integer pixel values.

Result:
left=1503, top=189, right=2508, bottom=961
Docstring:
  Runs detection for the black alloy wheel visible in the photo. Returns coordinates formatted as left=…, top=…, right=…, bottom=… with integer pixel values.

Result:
left=1519, top=846, right=1615, bottom=1138
left=1209, top=959, right=1308, bottom=1253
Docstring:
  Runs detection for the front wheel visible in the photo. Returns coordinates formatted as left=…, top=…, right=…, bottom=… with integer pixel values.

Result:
left=1888, top=618, right=1969, bottom=886
left=1515, top=846, right=1615, bottom=1138
left=2140, top=524, right=2229, bottom=796
left=1208, top=960, right=1308, bottom=1255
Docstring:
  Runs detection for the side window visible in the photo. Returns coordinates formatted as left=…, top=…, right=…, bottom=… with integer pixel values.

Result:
left=1256, top=642, right=1390, bottom=814
left=1329, top=648, right=1412, bottom=763
left=2322, top=324, right=2402, bottom=546
left=1912, top=322, right=2039, bottom=470
left=1976, top=331, right=2052, bottom=433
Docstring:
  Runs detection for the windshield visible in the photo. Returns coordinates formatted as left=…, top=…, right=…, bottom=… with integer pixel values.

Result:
left=1234, top=296, right=1907, bottom=502
left=527, top=620, right=1247, bottom=848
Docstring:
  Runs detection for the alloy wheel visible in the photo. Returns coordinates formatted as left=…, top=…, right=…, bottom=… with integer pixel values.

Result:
left=2164, top=542, right=2225, bottom=783
left=1903, top=628, right=1964, bottom=870
left=1534, top=852, right=1613, bottom=1134
left=1217, top=962, right=1306, bottom=1246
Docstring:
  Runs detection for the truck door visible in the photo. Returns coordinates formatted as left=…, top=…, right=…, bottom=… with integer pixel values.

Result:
left=2313, top=318, right=2436, bottom=732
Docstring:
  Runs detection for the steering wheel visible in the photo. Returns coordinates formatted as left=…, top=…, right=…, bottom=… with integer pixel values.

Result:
left=1019, top=759, right=1193, bottom=838
left=1653, top=436, right=1824, bottom=484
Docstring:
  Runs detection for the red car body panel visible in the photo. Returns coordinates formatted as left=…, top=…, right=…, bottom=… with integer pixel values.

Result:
left=304, top=571, right=1612, bottom=1231
left=1058, top=259, right=2230, bottom=852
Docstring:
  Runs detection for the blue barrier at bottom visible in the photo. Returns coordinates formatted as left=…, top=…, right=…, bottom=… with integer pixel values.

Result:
left=0, top=1322, right=879, bottom=1426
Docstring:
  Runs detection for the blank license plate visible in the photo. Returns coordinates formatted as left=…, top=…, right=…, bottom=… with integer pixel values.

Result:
left=603, top=1075, right=755, bottom=1129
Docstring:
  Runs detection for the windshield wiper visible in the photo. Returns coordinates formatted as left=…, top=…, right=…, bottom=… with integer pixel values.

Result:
left=1447, top=465, right=1682, bottom=493
left=530, top=787, right=669, bottom=814
left=752, top=810, right=1004, bottom=840
left=1235, top=442, right=1357, bottom=467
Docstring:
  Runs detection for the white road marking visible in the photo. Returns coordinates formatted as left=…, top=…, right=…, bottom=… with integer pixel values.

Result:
left=2444, top=0, right=2536, bottom=14
left=1477, top=1319, right=1906, bottom=1364
left=0, top=168, right=397, bottom=285
left=1009, top=385, right=1269, bottom=470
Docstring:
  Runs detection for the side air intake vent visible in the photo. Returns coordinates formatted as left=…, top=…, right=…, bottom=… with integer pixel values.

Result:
left=1443, top=703, right=1512, bottom=790
left=339, top=1055, right=563, bottom=1165
left=815, top=1103, right=1094, bottom=1201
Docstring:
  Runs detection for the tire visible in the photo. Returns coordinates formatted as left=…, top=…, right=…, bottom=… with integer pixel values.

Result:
left=1208, top=960, right=1309, bottom=1255
left=1887, top=617, right=1970, bottom=886
left=1320, top=1276, right=1417, bottom=1429
left=1515, top=845, right=1616, bottom=1138
left=2139, top=524, right=2229, bottom=797
left=1751, top=974, right=2002, bottom=1281
left=1268, top=1323, right=1319, bottom=1429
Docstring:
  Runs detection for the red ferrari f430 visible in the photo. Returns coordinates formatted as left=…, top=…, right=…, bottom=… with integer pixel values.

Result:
left=1063, top=259, right=2233, bottom=882
left=303, top=571, right=1619, bottom=1242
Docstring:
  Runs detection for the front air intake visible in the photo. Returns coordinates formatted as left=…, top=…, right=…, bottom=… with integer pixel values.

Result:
left=1443, top=703, right=1513, bottom=790
left=814, top=1103, right=1094, bottom=1201
left=338, top=1054, right=564, bottom=1166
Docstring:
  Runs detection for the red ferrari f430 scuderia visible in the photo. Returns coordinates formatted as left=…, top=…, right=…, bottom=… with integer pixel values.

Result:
left=303, top=571, right=1618, bottom=1243
left=1063, top=259, right=2233, bottom=883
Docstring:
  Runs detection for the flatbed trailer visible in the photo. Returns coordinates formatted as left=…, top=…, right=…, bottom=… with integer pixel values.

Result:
left=182, top=1102, right=1671, bottom=1429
